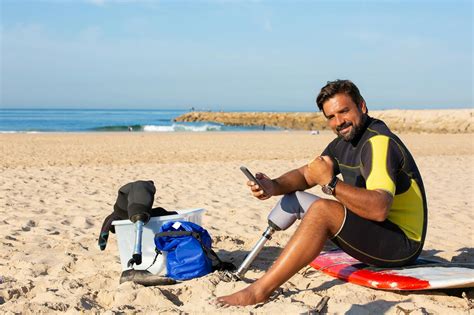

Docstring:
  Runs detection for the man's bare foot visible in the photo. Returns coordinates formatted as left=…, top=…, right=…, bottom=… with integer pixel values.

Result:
left=215, top=286, right=269, bottom=306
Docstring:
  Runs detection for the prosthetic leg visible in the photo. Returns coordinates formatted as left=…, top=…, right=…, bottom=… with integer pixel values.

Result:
left=112, top=180, right=155, bottom=268
left=235, top=192, right=317, bottom=278
left=127, top=212, right=150, bottom=268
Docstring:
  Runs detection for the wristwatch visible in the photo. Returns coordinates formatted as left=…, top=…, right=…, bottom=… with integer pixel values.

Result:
left=321, top=177, right=338, bottom=195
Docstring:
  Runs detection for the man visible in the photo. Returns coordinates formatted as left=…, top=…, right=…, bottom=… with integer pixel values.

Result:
left=216, top=79, right=427, bottom=306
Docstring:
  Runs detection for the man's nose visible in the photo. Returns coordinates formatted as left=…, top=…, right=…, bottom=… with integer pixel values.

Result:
left=335, top=116, right=344, bottom=127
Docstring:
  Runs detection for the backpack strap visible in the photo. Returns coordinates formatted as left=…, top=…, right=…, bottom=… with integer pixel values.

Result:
left=202, top=246, right=235, bottom=271
left=155, top=231, right=200, bottom=238
left=144, top=247, right=162, bottom=272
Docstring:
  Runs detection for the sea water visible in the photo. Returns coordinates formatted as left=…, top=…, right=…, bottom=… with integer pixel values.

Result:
left=0, top=109, right=273, bottom=133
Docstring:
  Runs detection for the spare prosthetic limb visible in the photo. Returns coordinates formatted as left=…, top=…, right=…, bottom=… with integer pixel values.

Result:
left=235, top=191, right=318, bottom=279
left=111, top=180, right=156, bottom=268
left=127, top=212, right=150, bottom=267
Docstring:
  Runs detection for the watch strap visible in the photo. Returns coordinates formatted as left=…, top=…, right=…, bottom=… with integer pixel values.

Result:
left=322, top=176, right=338, bottom=195
left=328, top=176, right=338, bottom=189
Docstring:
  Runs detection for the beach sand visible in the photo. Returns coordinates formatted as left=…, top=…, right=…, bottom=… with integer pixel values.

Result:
left=0, top=129, right=473, bottom=314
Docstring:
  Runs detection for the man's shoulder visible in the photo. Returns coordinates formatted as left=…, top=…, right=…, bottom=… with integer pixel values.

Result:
left=361, top=118, right=407, bottom=158
left=366, top=117, right=393, bottom=137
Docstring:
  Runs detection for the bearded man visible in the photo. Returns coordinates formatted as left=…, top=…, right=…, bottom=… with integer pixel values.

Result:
left=217, top=79, right=428, bottom=306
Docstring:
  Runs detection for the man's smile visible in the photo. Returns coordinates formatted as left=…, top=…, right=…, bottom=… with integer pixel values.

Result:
left=337, top=122, right=352, bottom=135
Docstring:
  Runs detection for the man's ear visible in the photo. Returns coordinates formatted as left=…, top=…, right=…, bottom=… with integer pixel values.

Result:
left=360, top=101, right=368, bottom=114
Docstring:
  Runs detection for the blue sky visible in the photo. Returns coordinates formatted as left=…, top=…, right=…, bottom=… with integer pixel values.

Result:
left=0, top=0, right=472, bottom=111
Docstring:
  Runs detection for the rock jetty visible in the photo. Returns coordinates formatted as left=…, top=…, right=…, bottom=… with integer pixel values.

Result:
left=175, top=109, right=473, bottom=133
left=176, top=111, right=327, bottom=130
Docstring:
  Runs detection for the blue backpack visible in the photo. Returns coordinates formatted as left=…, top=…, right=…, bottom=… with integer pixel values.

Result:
left=154, top=221, right=234, bottom=280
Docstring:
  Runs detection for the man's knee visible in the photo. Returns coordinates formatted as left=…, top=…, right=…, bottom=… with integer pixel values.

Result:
left=305, top=198, right=345, bottom=233
left=307, top=198, right=336, bottom=214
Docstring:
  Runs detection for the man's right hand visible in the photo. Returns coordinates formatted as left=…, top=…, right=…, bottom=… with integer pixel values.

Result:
left=305, top=155, right=334, bottom=186
left=247, top=173, right=275, bottom=200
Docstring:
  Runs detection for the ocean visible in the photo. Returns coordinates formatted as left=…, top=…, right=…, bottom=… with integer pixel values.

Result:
left=0, top=109, right=272, bottom=133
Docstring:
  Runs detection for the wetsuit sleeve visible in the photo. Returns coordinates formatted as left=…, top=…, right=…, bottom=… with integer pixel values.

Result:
left=360, top=135, right=404, bottom=196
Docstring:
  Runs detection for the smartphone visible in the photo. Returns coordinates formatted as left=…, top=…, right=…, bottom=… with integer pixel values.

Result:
left=240, top=166, right=268, bottom=194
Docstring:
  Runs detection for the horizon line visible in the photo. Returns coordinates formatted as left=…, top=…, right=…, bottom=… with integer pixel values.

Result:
left=0, top=105, right=472, bottom=111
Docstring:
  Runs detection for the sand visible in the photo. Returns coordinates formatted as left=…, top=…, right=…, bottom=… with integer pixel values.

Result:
left=0, top=128, right=473, bottom=314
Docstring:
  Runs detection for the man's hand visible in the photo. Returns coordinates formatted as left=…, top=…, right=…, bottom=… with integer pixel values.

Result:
left=247, top=173, right=275, bottom=200
left=304, top=155, right=334, bottom=186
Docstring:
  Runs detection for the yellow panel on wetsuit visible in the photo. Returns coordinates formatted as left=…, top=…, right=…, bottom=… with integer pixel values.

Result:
left=365, top=135, right=396, bottom=196
left=389, top=179, right=424, bottom=241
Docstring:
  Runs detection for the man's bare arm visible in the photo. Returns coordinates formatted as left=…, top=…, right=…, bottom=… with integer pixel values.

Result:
left=334, top=181, right=393, bottom=222
left=302, top=155, right=392, bottom=222
left=271, top=166, right=314, bottom=196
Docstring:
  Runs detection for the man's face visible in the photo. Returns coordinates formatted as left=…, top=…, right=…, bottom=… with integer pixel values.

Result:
left=322, top=93, right=367, bottom=141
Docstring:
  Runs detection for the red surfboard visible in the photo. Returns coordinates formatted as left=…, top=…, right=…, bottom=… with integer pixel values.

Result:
left=309, top=250, right=474, bottom=290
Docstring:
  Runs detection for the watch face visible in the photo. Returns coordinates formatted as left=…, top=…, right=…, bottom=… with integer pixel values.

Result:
left=322, top=185, right=333, bottom=195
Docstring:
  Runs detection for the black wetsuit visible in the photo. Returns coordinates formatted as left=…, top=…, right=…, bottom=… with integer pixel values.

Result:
left=322, top=116, right=428, bottom=267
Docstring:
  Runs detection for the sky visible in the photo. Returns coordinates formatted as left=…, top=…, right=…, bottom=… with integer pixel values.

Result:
left=0, top=0, right=472, bottom=111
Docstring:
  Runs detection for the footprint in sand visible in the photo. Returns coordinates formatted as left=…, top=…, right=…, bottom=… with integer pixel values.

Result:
left=70, top=216, right=94, bottom=229
left=21, top=220, right=37, bottom=231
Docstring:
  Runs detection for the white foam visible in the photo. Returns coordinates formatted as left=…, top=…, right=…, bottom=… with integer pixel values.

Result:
left=143, top=123, right=222, bottom=132
left=0, top=131, right=42, bottom=134
left=143, top=125, right=176, bottom=132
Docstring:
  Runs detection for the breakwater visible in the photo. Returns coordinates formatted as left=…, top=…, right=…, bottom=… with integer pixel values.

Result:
left=175, top=109, right=473, bottom=133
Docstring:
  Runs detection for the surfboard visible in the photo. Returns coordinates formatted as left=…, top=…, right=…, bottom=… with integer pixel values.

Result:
left=309, top=250, right=474, bottom=290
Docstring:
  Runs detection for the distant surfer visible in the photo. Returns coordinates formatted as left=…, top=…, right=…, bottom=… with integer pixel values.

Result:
left=217, top=80, right=428, bottom=306
left=128, top=126, right=133, bottom=132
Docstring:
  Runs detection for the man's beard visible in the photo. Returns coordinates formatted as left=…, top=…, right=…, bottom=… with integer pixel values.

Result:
left=337, top=116, right=367, bottom=142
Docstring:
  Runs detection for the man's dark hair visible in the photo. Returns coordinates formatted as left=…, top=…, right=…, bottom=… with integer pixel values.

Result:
left=316, top=79, right=366, bottom=113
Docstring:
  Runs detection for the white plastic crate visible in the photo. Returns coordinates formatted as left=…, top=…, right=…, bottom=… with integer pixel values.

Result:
left=112, top=208, right=205, bottom=275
